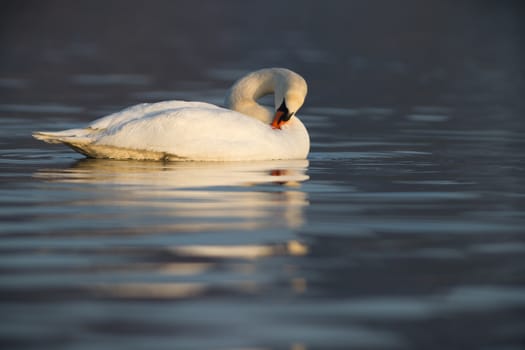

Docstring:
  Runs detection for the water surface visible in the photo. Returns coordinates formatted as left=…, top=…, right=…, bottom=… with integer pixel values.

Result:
left=1, top=1, right=525, bottom=349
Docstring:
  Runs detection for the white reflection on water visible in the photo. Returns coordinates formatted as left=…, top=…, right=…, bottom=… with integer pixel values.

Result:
left=171, top=240, right=308, bottom=260
left=33, top=159, right=310, bottom=232
left=36, top=158, right=309, bottom=188
left=92, top=239, right=308, bottom=300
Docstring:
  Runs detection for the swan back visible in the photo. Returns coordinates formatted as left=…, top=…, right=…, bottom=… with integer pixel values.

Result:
left=225, top=68, right=307, bottom=124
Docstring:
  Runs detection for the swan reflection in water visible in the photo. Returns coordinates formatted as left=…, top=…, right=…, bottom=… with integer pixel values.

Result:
left=35, top=159, right=310, bottom=299
left=34, top=159, right=308, bottom=299
left=35, top=159, right=310, bottom=230
left=38, top=158, right=309, bottom=188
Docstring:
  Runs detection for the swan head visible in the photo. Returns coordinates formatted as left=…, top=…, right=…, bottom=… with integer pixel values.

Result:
left=225, top=68, right=307, bottom=127
left=271, top=71, right=307, bottom=129
left=271, top=93, right=305, bottom=129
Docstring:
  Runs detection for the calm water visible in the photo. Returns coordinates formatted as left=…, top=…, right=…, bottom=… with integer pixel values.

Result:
left=1, top=1, right=525, bottom=349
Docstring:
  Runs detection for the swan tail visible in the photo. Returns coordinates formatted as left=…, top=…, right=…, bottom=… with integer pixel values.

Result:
left=32, top=129, right=172, bottom=160
left=33, top=128, right=99, bottom=157
left=32, top=128, right=93, bottom=145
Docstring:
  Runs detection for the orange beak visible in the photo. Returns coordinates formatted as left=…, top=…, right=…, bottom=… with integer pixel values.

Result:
left=271, top=110, right=286, bottom=129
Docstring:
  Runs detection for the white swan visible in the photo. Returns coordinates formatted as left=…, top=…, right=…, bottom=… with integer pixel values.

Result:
left=33, top=68, right=309, bottom=161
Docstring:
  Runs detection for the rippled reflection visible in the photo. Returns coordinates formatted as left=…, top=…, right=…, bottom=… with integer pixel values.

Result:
left=11, top=160, right=313, bottom=302
left=36, top=158, right=309, bottom=187
left=92, top=240, right=309, bottom=299
left=33, top=159, right=310, bottom=231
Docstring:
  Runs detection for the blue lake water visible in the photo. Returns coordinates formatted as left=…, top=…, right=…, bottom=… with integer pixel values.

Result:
left=1, top=1, right=525, bottom=349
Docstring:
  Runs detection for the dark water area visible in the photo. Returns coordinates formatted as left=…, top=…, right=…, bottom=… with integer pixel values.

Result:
left=1, top=1, right=525, bottom=349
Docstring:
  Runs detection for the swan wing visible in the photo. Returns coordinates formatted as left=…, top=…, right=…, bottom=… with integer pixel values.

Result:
left=89, top=100, right=219, bottom=130
left=32, top=100, right=221, bottom=152
left=92, top=106, right=308, bottom=161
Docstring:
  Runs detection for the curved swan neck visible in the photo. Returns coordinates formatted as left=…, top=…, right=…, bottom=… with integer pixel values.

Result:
left=224, top=68, right=306, bottom=124
left=224, top=69, right=276, bottom=124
